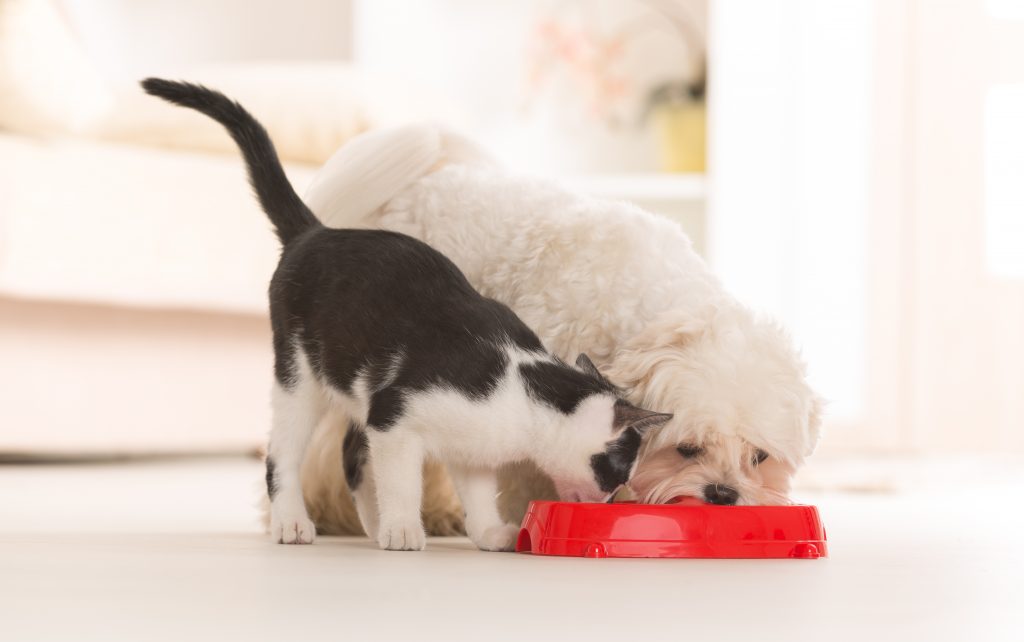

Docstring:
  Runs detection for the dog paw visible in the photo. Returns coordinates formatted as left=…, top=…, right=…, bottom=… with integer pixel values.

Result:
left=271, top=513, right=316, bottom=545
left=473, top=523, right=519, bottom=552
left=377, top=521, right=426, bottom=551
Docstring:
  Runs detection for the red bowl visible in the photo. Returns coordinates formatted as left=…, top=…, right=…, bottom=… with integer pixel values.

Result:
left=515, top=497, right=827, bottom=559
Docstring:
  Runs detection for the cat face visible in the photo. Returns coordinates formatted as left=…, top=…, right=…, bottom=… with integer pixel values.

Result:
left=548, top=356, right=673, bottom=503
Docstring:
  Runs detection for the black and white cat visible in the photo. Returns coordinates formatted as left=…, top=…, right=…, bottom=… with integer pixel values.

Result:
left=143, top=79, right=672, bottom=552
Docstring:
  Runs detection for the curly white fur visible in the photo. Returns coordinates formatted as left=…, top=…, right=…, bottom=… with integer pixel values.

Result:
left=297, top=124, right=822, bottom=527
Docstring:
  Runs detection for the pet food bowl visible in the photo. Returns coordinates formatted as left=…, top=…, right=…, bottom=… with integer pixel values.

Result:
left=515, top=497, right=827, bottom=559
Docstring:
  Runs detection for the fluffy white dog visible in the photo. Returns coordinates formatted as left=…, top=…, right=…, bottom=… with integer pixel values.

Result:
left=289, top=125, right=823, bottom=535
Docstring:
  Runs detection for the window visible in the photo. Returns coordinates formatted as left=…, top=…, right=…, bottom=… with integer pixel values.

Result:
left=984, top=85, right=1024, bottom=279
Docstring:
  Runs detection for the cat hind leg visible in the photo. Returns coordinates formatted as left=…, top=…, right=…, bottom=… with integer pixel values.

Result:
left=342, top=422, right=380, bottom=540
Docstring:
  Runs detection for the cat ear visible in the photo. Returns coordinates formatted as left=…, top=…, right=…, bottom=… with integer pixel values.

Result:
left=613, top=401, right=673, bottom=435
left=575, top=353, right=602, bottom=379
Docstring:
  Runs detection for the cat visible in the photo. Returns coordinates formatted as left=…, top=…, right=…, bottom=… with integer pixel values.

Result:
left=142, top=78, right=672, bottom=551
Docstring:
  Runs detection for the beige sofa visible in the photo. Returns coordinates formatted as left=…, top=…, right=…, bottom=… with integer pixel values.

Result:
left=0, top=0, right=448, bottom=455
left=0, top=132, right=314, bottom=455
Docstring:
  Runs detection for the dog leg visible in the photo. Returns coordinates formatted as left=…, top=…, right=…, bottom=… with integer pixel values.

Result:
left=449, top=465, right=518, bottom=552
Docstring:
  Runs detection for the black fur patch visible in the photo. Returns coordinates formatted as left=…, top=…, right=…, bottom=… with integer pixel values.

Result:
left=268, top=229, right=554, bottom=431
left=367, top=388, right=406, bottom=432
left=589, top=426, right=644, bottom=493
left=520, top=360, right=616, bottom=415
left=265, top=457, right=278, bottom=500
left=342, top=423, right=369, bottom=490
left=270, top=317, right=298, bottom=390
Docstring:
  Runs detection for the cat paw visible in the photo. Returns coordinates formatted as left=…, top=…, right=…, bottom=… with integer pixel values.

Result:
left=377, top=521, right=426, bottom=551
left=271, top=513, right=316, bottom=545
left=473, top=523, right=520, bottom=552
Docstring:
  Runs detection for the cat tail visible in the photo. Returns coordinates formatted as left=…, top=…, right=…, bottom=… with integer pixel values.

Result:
left=141, top=78, right=319, bottom=245
left=303, top=123, right=497, bottom=229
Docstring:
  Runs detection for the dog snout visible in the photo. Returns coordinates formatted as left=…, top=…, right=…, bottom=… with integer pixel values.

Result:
left=703, top=483, right=739, bottom=505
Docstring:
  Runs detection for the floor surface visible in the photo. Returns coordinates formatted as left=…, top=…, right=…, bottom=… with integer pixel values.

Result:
left=1, top=457, right=1021, bottom=641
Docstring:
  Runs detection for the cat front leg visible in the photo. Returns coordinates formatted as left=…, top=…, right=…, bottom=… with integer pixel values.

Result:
left=449, top=465, right=519, bottom=552
left=367, top=427, right=426, bottom=551
left=267, top=373, right=325, bottom=545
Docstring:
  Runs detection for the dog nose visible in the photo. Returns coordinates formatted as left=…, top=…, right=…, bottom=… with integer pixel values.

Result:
left=703, top=484, right=739, bottom=505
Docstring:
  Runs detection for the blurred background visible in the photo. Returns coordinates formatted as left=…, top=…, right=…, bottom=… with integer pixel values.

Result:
left=1, top=0, right=1022, bottom=484
left=3, top=3, right=1024, bottom=640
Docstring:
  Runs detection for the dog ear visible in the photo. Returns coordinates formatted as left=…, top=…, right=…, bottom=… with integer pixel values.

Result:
left=575, top=353, right=603, bottom=379
left=613, top=400, right=673, bottom=435
left=600, top=315, right=707, bottom=391
left=804, top=394, right=827, bottom=456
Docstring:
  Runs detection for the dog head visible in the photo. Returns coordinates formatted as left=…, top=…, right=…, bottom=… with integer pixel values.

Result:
left=604, top=307, right=824, bottom=505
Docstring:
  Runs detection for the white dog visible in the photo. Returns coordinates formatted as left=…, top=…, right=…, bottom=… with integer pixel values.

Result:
left=288, top=125, right=822, bottom=535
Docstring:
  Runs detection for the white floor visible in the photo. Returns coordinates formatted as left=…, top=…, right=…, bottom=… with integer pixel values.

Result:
left=1, top=457, right=1022, bottom=642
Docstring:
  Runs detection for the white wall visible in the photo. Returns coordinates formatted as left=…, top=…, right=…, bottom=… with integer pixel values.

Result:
left=906, top=0, right=1024, bottom=453
left=711, top=0, right=1024, bottom=455
left=708, top=1, right=870, bottom=430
